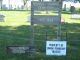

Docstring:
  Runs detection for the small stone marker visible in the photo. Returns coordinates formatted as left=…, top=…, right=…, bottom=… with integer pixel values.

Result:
left=7, top=46, right=29, bottom=54
left=0, top=15, right=5, bottom=22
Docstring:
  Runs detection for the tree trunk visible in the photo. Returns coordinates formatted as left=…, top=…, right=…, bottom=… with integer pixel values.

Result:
left=0, top=1, right=2, bottom=10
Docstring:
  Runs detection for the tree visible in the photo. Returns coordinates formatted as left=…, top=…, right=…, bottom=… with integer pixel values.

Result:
left=77, top=0, right=80, bottom=2
left=23, top=0, right=28, bottom=10
left=23, top=0, right=27, bottom=6
left=74, top=0, right=80, bottom=2
left=0, top=0, right=2, bottom=10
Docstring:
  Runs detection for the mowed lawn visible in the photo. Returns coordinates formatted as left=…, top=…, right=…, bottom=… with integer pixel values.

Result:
left=0, top=11, right=80, bottom=60
left=0, top=11, right=30, bottom=26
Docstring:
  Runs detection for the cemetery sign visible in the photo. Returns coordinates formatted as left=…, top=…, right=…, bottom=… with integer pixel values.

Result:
left=46, top=41, right=66, bottom=56
left=31, top=1, right=62, bottom=25
left=31, top=1, right=61, bottom=11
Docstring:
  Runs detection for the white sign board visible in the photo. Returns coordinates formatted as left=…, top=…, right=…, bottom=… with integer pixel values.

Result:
left=46, top=41, right=67, bottom=56
left=31, top=1, right=61, bottom=11
left=31, top=15, right=60, bottom=25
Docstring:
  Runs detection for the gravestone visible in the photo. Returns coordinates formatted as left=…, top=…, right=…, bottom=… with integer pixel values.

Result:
left=70, top=6, right=75, bottom=14
left=0, top=15, right=5, bottom=22
left=7, top=46, right=29, bottom=54
left=6, top=46, right=36, bottom=54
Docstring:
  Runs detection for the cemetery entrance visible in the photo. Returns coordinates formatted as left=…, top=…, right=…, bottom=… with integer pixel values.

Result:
left=0, top=0, right=80, bottom=60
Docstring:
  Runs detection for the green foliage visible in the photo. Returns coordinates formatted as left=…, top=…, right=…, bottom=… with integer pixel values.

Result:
left=77, top=0, right=80, bottom=2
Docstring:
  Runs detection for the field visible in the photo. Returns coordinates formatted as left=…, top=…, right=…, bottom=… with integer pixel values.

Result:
left=0, top=11, right=80, bottom=60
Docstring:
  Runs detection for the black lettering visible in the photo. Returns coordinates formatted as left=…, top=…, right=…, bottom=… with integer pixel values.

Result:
left=55, top=47, right=65, bottom=50
left=49, top=44, right=55, bottom=46
left=52, top=51, right=60, bottom=53
left=47, top=47, right=53, bottom=49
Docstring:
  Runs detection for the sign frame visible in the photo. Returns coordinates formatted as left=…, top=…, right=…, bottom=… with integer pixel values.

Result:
left=31, top=15, right=61, bottom=25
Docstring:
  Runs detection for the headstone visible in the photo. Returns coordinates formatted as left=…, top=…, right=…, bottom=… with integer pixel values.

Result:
left=0, top=15, right=5, bottom=22
left=70, top=6, right=75, bottom=14
left=7, top=46, right=36, bottom=54
left=7, top=46, right=29, bottom=54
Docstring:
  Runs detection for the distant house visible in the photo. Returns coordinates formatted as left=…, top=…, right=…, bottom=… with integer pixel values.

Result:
left=2, top=0, right=24, bottom=10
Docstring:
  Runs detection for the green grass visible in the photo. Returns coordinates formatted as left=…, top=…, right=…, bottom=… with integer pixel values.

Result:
left=0, top=11, right=30, bottom=26
left=62, top=13, right=80, bottom=23
left=0, top=11, right=80, bottom=60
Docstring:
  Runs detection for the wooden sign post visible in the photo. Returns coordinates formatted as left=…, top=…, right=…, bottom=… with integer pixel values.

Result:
left=31, top=0, right=63, bottom=56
